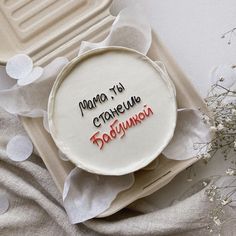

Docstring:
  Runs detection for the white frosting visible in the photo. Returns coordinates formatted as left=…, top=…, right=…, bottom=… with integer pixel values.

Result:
left=48, top=47, right=177, bottom=175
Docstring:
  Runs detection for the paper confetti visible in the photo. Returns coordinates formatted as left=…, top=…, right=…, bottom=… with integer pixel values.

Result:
left=6, top=54, right=33, bottom=80
left=0, top=57, right=69, bottom=117
left=6, top=135, right=33, bottom=162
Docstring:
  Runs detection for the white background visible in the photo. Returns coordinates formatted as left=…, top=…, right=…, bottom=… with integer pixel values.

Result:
left=112, top=0, right=236, bottom=97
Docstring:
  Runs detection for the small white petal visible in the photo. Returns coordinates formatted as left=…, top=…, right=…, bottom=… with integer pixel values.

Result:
left=0, top=194, right=9, bottom=215
left=6, top=135, right=33, bottom=162
left=17, top=66, right=44, bottom=86
left=217, top=124, right=224, bottom=131
left=210, top=126, right=217, bottom=133
left=6, top=54, right=33, bottom=80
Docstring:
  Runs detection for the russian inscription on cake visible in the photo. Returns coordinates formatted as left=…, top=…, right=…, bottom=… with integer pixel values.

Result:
left=77, top=82, right=154, bottom=149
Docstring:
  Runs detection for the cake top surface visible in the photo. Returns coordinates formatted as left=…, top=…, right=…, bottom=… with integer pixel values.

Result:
left=48, top=47, right=177, bottom=175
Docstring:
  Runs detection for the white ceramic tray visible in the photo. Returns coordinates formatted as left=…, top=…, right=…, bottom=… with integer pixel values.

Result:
left=0, top=0, right=208, bottom=217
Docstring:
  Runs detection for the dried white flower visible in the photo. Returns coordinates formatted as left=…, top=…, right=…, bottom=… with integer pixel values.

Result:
left=226, top=168, right=236, bottom=176
left=203, top=153, right=211, bottom=159
left=221, top=198, right=232, bottom=206
left=210, top=126, right=217, bottom=133
left=217, top=124, right=224, bottom=131
left=204, top=66, right=236, bottom=234
left=213, top=216, right=222, bottom=226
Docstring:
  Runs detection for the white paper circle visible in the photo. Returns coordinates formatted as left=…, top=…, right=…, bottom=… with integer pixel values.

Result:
left=6, top=54, right=33, bottom=80
left=0, top=194, right=9, bottom=215
left=6, top=135, right=33, bottom=162
left=17, top=66, right=44, bottom=86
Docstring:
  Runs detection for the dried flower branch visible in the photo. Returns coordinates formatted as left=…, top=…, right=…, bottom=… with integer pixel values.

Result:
left=221, top=27, right=236, bottom=45
left=196, top=78, right=236, bottom=163
left=205, top=177, right=236, bottom=234
left=195, top=72, right=236, bottom=234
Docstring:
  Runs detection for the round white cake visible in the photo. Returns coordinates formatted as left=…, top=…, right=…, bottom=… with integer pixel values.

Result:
left=48, top=47, right=177, bottom=175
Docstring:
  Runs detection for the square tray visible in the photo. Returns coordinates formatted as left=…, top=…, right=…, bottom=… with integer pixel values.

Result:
left=0, top=1, right=208, bottom=217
